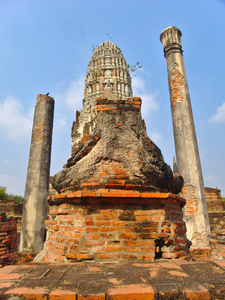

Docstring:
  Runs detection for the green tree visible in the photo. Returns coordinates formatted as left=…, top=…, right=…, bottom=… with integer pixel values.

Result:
left=0, top=186, right=24, bottom=203
left=7, top=194, right=24, bottom=203
left=0, top=186, right=7, bottom=200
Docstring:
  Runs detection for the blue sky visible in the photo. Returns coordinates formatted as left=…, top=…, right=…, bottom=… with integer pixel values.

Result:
left=0, top=0, right=224, bottom=197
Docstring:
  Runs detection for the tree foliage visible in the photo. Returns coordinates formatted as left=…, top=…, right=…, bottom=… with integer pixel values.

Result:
left=0, top=186, right=24, bottom=203
left=128, top=61, right=142, bottom=77
left=0, top=186, right=7, bottom=200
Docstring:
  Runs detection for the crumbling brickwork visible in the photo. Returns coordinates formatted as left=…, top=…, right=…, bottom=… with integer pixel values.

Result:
left=38, top=41, right=187, bottom=263
left=43, top=192, right=187, bottom=262
left=0, top=212, right=18, bottom=266
left=0, top=199, right=22, bottom=232
left=53, top=96, right=183, bottom=195
left=168, top=61, right=185, bottom=110
left=205, top=187, right=225, bottom=211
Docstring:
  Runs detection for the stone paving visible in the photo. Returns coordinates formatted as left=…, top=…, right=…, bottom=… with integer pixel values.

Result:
left=0, top=260, right=225, bottom=299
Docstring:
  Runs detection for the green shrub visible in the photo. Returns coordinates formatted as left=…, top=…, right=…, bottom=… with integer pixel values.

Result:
left=0, top=186, right=24, bottom=203
left=0, top=186, right=7, bottom=200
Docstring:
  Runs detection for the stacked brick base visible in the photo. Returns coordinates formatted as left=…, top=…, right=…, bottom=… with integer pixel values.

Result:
left=43, top=190, right=188, bottom=262
left=0, top=212, right=18, bottom=267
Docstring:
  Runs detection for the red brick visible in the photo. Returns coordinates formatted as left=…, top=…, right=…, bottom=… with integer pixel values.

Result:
left=65, top=239, right=79, bottom=245
left=48, top=251, right=58, bottom=261
left=76, top=254, right=94, bottom=260
left=84, top=240, right=105, bottom=246
left=77, top=294, right=105, bottom=300
left=111, top=221, right=127, bottom=227
left=55, top=243, right=65, bottom=250
left=135, top=216, right=150, bottom=221
left=119, top=233, right=137, bottom=239
left=140, top=247, right=154, bottom=253
left=86, top=227, right=99, bottom=232
left=122, top=240, right=136, bottom=247
left=99, top=172, right=109, bottom=178
left=111, top=167, right=126, bottom=175
left=86, top=234, right=99, bottom=240
left=100, top=233, right=115, bottom=239
left=64, top=232, right=82, bottom=238
left=137, top=240, right=154, bottom=246
left=57, top=255, right=65, bottom=262
left=97, top=253, right=120, bottom=260
left=96, top=215, right=114, bottom=220
left=54, top=248, right=65, bottom=256
left=84, top=221, right=94, bottom=226
left=139, top=255, right=154, bottom=261
left=139, top=233, right=156, bottom=239
left=100, top=227, right=116, bottom=232
left=158, top=232, right=169, bottom=238
left=123, top=247, right=140, bottom=253
left=49, top=289, right=76, bottom=300
left=65, top=253, right=77, bottom=259
left=95, top=220, right=111, bottom=226
left=106, top=246, right=122, bottom=252
left=184, top=288, right=211, bottom=300
left=121, top=254, right=138, bottom=260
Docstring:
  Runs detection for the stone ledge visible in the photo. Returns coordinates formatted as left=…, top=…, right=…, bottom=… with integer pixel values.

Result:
left=48, top=189, right=186, bottom=207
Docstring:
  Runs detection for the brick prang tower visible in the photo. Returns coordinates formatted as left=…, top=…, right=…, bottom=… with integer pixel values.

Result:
left=71, top=41, right=132, bottom=156
left=20, top=94, right=54, bottom=253
left=43, top=41, right=188, bottom=263
left=160, top=26, right=211, bottom=250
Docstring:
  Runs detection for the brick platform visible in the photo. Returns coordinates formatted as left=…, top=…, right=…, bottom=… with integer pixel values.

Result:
left=1, top=260, right=225, bottom=299
left=44, top=191, right=188, bottom=262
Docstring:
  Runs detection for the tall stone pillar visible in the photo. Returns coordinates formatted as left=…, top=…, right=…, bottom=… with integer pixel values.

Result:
left=160, top=26, right=211, bottom=249
left=20, top=94, right=54, bottom=252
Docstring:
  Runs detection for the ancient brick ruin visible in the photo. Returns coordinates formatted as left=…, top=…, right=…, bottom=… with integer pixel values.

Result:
left=205, top=187, right=225, bottom=212
left=16, top=29, right=224, bottom=265
left=0, top=212, right=18, bottom=267
left=71, top=41, right=132, bottom=156
left=0, top=199, right=22, bottom=233
left=38, top=41, right=189, bottom=263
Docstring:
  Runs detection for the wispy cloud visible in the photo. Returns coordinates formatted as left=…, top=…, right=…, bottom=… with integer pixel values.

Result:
left=53, top=76, right=85, bottom=134
left=56, top=116, right=67, bottom=129
left=0, top=96, right=33, bottom=143
left=57, top=76, right=85, bottom=111
left=209, top=102, right=225, bottom=124
left=2, top=159, right=11, bottom=166
left=204, top=174, right=218, bottom=189
left=0, top=174, right=25, bottom=196
left=149, top=131, right=162, bottom=144
left=132, top=77, right=159, bottom=118
left=205, top=174, right=216, bottom=182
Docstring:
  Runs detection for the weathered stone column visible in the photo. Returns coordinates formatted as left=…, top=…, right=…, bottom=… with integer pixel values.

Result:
left=160, top=26, right=211, bottom=249
left=20, top=94, right=54, bottom=252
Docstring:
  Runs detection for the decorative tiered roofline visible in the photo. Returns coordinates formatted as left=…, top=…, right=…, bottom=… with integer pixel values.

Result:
left=71, top=41, right=132, bottom=155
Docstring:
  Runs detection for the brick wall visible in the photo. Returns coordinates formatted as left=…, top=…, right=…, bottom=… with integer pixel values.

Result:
left=43, top=191, right=188, bottom=262
left=0, top=212, right=18, bottom=267
left=210, top=238, right=225, bottom=260
left=205, top=187, right=225, bottom=212
left=0, top=199, right=22, bottom=232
